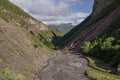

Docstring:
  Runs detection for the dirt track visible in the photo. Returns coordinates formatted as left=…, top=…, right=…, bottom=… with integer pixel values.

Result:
left=39, top=51, right=89, bottom=80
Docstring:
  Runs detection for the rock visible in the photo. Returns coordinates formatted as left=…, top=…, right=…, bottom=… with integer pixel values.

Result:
left=0, top=76, right=5, bottom=80
left=117, top=68, right=120, bottom=76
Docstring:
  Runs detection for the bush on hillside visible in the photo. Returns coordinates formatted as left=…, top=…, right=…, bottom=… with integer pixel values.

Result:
left=81, top=37, right=120, bottom=67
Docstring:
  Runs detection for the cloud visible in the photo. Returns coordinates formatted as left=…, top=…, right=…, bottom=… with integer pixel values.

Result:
left=44, top=18, right=84, bottom=26
left=10, top=0, right=89, bottom=25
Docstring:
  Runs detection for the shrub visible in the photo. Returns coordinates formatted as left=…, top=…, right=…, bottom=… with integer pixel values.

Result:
left=81, top=41, right=93, bottom=54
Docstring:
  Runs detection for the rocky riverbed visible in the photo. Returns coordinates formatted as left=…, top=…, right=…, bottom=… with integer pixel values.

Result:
left=39, top=51, right=89, bottom=80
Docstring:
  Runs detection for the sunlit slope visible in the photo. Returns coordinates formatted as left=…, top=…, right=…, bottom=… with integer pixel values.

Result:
left=0, top=0, right=62, bottom=79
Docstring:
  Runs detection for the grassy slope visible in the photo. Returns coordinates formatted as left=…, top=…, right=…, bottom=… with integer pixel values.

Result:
left=0, top=0, right=63, bottom=49
left=86, top=57, right=120, bottom=80
left=0, top=0, right=62, bottom=79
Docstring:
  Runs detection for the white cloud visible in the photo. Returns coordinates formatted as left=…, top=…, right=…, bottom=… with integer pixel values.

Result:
left=44, top=18, right=84, bottom=26
left=10, top=0, right=89, bottom=25
left=10, top=0, right=70, bottom=15
left=67, top=12, right=89, bottom=19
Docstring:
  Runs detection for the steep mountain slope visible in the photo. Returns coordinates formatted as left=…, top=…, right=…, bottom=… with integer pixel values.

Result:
left=0, top=0, right=62, bottom=80
left=62, top=0, right=120, bottom=51
left=49, top=23, right=74, bottom=34
left=92, top=0, right=115, bottom=16
left=57, top=23, right=73, bottom=34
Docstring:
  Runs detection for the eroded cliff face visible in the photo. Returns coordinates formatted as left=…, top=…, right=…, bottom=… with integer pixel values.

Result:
left=63, top=0, right=120, bottom=52
left=92, top=0, right=115, bottom=16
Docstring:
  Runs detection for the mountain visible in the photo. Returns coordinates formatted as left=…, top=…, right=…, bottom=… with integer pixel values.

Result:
left=0, top=0, right=62, bottom=80
left=49, top=23, right=74, bottom=34
left=48, top=24, right=58, bottom=29
left=57, top=23, right=74, bottom=34
left=60, top=0, right=120, bottom=79
left=62, top=0, right=120, bottom=51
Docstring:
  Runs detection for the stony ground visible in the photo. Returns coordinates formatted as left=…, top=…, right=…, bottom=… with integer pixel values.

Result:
left=39, top=51, right=89, bottom=80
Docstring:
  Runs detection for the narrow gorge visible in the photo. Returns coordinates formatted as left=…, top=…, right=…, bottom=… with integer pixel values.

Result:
left=0, top=0, right=120, bottom=80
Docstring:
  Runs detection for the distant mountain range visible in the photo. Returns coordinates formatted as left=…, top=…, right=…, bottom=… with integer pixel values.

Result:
left=48, top=23, right=74, bottom=34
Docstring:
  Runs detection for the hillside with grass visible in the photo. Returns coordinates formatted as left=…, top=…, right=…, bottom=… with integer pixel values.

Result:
left=0, top=0, right=62, bottom=80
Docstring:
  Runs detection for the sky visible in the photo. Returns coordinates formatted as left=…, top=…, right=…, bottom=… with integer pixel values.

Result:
left=10, top=0, right=94, bottom=25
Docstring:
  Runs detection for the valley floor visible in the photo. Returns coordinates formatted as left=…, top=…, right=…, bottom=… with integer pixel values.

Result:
left=39, top=51, right=89, bottom=80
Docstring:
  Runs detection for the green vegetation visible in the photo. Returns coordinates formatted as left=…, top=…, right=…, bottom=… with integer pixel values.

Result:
left=85, top=57, right=120, bottom=80
left=88, top=37, right=120, bottom=63
left=0, top=69, right=29, bottom=80
left=29, top=28, right=63, bottom=49
left=38, top=33, right=54, bottom=48
left=81, top=17, right=120, bottom=79
left=0, top=0, right=30, bottom=28
left=0, top=0, right=41, bottom=29
left=0, top=58, right=29, bottom=80
left=118, top=65, right=120, bottom=68
left=0, top=12, right=9, bottom=22
left=86, top=69, right=120, bottom=80
left=0, top=69, right=12, bottom=80
left=29, top=31, right=43, bottom=48
left=0, top=0, right=30, bottom=18
left=81, top=17, right=120, bottom=67
left=87, top=57, right=112, bottom=73
left=60, top=0, right=120, bottom=47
